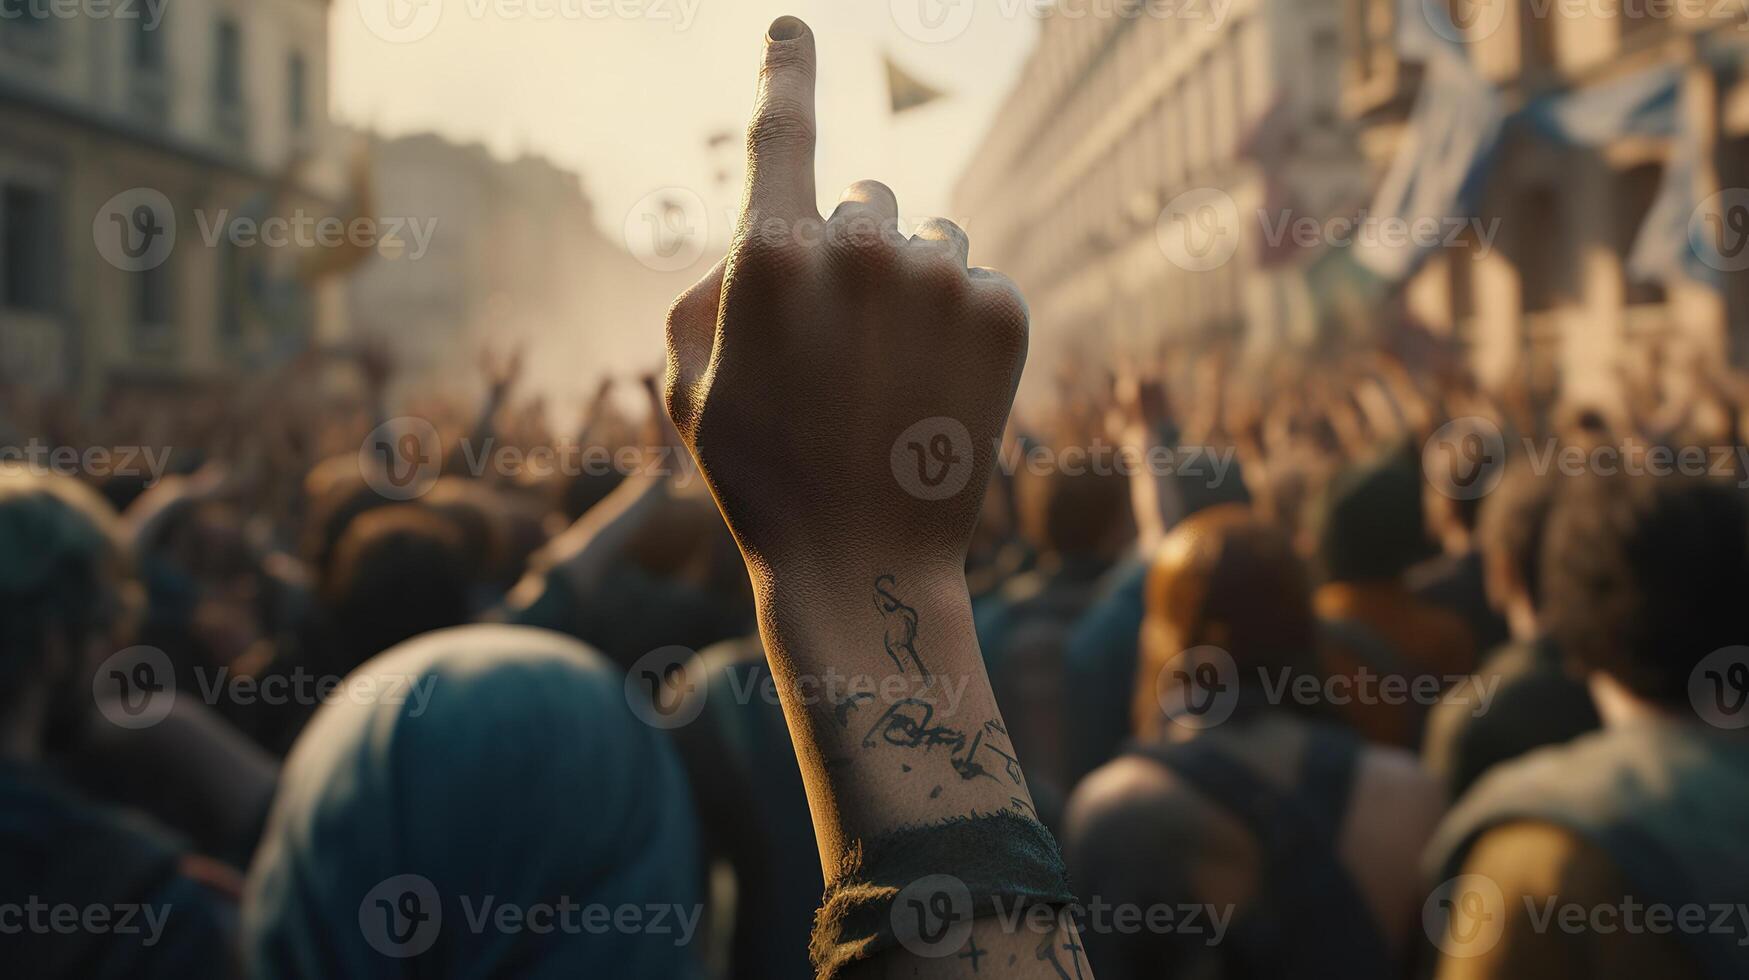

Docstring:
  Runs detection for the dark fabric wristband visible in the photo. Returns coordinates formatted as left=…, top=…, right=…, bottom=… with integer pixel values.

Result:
left=809, top=811, right=1076, bottom=979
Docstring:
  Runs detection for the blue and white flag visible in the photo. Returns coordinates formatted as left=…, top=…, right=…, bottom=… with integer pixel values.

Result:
left=1521, top=64, right=1709, bottom=285
left=1352, top=0, right=1504, bottom=281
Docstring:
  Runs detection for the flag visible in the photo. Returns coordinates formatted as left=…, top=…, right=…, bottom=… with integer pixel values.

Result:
left=885, top=54, right=947, bottom=114
left=1351, top=0, right=1504, bottom=281
left=1521, top=63, right=1708, bottom=285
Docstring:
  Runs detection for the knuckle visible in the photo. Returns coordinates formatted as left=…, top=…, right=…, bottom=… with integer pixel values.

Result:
left=827, top=223, right=903, bottom=275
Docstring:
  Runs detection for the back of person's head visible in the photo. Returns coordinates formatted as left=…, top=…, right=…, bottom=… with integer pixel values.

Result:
left=1542, top=471, right=1749, bottom=706
left=1136, top=505, right=1314, bottom=733
left=1013, top=452, right=1134, bottom=563
left=300, top=454, right=393, bottom=578
left=1314, top=444, right=1433, bottom=583
left=1476, top=460, right=1558, bottom=612
left=321, top=505, right=470, bottom=673
left=245, top=625, right=702, bottom=978
left=0, top=469, right=127, bottom=721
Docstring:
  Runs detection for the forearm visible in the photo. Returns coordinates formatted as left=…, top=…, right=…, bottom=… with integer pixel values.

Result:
left=753, top=561, right=1086, bottom=977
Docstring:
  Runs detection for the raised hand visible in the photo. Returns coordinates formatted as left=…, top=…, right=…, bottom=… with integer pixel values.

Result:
left=664, top=17, right=1028, bottom=582
left=661, top=17, right=1087, bottom=980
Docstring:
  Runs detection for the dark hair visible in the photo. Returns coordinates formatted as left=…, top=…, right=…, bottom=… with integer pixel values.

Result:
left=1476, top=460, right=1557, bottom=609
left=321, top=505, right=471, bottom=673
left=1315, top=443, right=1434, bottom=583
left=0, top=472, right=123, bottom=716
left=1542, top=472, right=1749, bottom=705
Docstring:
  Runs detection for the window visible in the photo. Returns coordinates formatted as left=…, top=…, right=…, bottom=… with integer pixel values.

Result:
left=2, top=184, right=57, bottom=314
left=1520, top=0, right=1557, bottom=74
left=1, top=0, right=56, bottom=59
left=132, top=8, right=164, bottom=71
left=217, top=243, right=243, bottom=341
left=1513, top=187, right=1563, bottom=314
left=136, top=261, right=174, bottom=332
left=288, top=53, right=308, bottom=131
left=215, top=19, right=242, bottom=107
left=1615, top=163, right=1666, bottom=307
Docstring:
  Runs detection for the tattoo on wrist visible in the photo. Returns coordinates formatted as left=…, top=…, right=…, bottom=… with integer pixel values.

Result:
left=827, top=575, right=1031, bottom=813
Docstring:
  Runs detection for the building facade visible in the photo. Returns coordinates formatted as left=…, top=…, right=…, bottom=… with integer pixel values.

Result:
left=1345, top=0, right=1749, bottom=398
left=344, top=131, right=700, bottom=396
left=953, top=0, right=1362, bottom=396
left=0, top=0, right=345, bottom=399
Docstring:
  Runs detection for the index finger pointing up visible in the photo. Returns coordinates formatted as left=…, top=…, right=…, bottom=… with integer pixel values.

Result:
left=744, top=16, right=819, bottom=222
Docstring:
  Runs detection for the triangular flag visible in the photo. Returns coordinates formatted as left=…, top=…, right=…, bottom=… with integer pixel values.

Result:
left=885, top=54, right=946, bottom=114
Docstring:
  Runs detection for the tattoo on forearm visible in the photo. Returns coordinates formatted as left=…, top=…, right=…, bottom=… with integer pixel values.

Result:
left=875, top=574, right=930, bottom=680
left=821, top=576, right=1029, bottom=809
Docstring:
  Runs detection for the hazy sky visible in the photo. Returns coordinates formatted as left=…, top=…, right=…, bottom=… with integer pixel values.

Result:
left=331, top=1, right=1040, bottom=252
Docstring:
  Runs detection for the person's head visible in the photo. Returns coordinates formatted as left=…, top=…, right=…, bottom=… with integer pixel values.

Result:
left=1313, top=444, right=1434, bottom=584
left=244, top=625, right=702, bottom=978
left=1542, top=471, right=1749, bottom=711
left=300, top=454, right=393, bottom=579
left=321, top=505, right=470, bottom=673
left=1476, top=460, right=1558, bottom=637
left=1012, top=452, right=1134, bottom=564
left=0, top=469, right=133, bottom=754
left=1135, top=505, right=1315, bottom=736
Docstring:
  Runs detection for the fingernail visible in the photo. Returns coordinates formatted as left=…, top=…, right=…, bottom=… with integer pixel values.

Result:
left=767, top=15, right=805, bottom=42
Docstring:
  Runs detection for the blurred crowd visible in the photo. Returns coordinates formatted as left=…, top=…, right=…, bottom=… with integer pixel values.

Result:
left=2, top=327, right=1747, bottom=978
